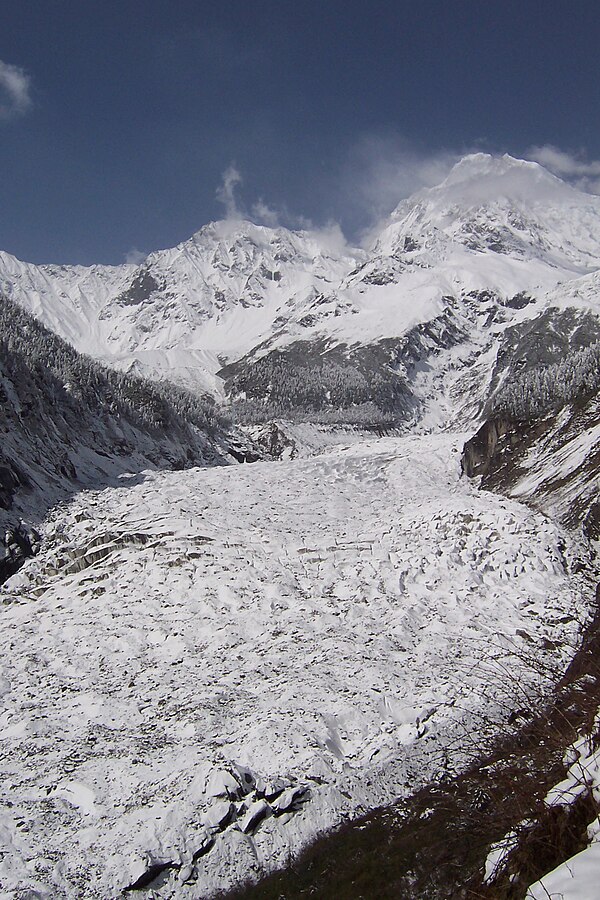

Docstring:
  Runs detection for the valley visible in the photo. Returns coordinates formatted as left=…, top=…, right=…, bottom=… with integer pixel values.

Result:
left=0, top=433, right=593, bottom=897
left=1, top=152, right=600, bottom=897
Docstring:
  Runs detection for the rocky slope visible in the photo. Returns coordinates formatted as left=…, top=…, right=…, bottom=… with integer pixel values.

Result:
left=461, top=296, right=600, bottom=532
left=0, top=294, right=255, bottom=583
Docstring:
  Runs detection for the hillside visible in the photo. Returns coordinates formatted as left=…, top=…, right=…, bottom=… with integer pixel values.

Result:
left=0, top=294, right=252, bottom=582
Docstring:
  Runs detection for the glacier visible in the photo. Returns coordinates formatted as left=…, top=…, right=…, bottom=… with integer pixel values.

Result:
left=1, top=152, right=600, bottom=897
left=0, top=433, right=594, bottom=897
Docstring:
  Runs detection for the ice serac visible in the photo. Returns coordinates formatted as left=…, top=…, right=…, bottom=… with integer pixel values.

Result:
left=0, top=433, right=594, bottom=898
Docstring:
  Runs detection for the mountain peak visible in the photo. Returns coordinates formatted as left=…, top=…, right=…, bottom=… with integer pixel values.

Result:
left=375, top=151, right=600, bottom=268
left=386, top=152, right=599, bottom=231
left=441, top=152, right=553, bottom=187
left=426, top=152, right=577, bottom=209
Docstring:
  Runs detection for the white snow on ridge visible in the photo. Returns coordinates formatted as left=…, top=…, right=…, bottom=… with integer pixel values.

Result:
left=0, top=434, right=592, bottom=897
left=382, top=153, right=600, bottom=271
left=0, top=222, right=364, bottom=392
left=3, top=153, right=600, bottom=396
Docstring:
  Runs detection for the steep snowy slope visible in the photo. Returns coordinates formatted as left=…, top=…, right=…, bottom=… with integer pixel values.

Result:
left=0, top=294, right=255, bottom=585
left=0, top=223, right=361, bottom=395
left=327, top=154, right=600, bottom=363
left=0, top=434, right=593, bottom=898
left=377, top=153, right=600, bottom=270
left=216, top=154, right=600, bottom=423
left=459, top=282, right=600, bottom=532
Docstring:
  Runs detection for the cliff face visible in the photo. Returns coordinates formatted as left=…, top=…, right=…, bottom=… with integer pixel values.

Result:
left=462, top=399, right=600, bottom=533
left=461, top=417, right=518, bottom=479
left=0, top=457, right=30, bottom=511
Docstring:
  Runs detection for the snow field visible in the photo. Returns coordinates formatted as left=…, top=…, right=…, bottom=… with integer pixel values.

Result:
left=0, top=434, right=592, bottom=897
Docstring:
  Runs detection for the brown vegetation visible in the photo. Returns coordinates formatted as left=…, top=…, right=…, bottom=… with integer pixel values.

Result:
left=221, top=586, right=600, bottom=900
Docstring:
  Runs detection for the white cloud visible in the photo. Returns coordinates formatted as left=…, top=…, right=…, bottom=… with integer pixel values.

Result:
left=214, top=140, right=462, bottom=245
left=248, top=201, right=348, bottom=252
left=311, top=221, right=351, bottom=256
left=208, top=141, right=600, bottom=252
left=251, top=198, right=314, bottom=232
left=250, top=199, right=280, bottom=227
left=340, top=134, right=460, bottom=245
left=0, top=60, right=32, bottom=120
left=124, top=248, right=147, bottom=265
left=527, top=145, right=600, bottom=194
left=214, top=168, right=315, bottom=232
left=216, top=164, right=243, bottom=219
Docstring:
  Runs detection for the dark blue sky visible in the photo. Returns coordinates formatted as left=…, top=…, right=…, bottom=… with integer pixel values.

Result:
left=2, top=1, right=599, bottom=264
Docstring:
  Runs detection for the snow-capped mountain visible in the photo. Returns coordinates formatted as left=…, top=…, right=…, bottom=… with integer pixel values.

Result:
left=0, top=221, right=361, bottom=396
left=378, top=152, right=600, bottom=270
left=2, top=153, right=600, bottom=898
left=3, top=152, right=600, bottom=416
left=4, top=151, right=600, bottom=528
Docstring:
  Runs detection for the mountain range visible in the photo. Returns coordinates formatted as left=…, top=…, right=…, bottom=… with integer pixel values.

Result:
left=2, top=152, right=600, bottom=526
left=1, top=153, right=599, bottom=898
left=3, top=152, right=600, bottom=415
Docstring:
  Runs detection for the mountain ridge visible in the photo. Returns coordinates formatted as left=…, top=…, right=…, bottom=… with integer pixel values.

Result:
left=2, top=153, right=600, bottom=515
left=3, top=153, right=600, bottom=410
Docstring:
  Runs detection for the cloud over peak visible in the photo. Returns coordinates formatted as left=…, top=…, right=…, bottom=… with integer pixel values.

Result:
left=215, top=165, right=315, bottom=232
left=528, top=145, right=600, bottom=194
left=215, top=164, right=243, bottom=219
left=124, top=248, right=147, bottom=266
left=0, top=60, right=32, bottom=120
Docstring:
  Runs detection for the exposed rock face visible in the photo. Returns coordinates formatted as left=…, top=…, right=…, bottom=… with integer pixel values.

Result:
left=114, top=269, right=162, bottom=307
left=459, top=299, right=600, bottom=537
left=0, top=520, right=41, bottom=583
left=245, top=422, right=298, bottom=460
left=583, top=502, right=600, bottom=542
left=462, top=400, right=600, bottom=534
left=461, top=417, right=522, bottom=479
left=0, top=458, right=30, bottom=511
